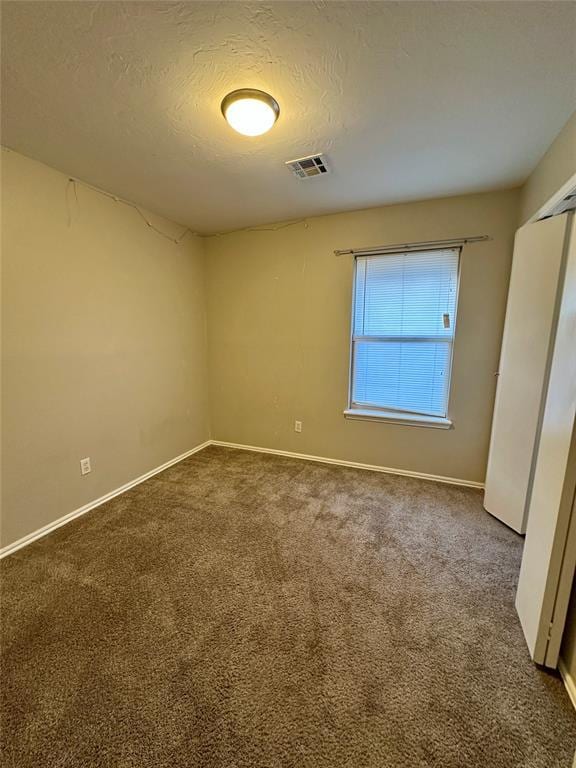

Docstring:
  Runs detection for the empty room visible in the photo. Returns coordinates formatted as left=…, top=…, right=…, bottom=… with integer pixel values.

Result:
left=2, top=2, right=576, bottom=766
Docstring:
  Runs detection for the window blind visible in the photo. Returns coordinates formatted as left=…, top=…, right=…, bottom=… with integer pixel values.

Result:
left=351, top=248, right=460, bottom=418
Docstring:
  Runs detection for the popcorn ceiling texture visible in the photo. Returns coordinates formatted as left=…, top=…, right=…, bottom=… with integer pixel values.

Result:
left=1, top=1, right=575, bottom=233
left=2, top=446, right=575, bottom=767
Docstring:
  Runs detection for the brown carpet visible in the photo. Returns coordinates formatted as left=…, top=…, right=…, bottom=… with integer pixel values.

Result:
left=1, top=446, right=574, bottom=767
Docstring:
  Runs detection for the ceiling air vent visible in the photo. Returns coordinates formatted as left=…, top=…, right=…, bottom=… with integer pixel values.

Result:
left=285, top=154, right=330, bottom=179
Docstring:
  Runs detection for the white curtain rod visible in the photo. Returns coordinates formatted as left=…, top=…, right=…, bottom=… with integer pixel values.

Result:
left=334, top=235, right=491, bottom=257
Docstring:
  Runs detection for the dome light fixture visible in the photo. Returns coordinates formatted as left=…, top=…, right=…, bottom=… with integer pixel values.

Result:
left=221, top=88, right=280, bottom=137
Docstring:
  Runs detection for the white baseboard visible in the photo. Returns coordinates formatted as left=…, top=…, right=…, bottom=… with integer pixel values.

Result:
left=210, top=440, right=485, bottom=489
left=0, top=438, right=483, bottom=560
left=0, top=440, right=212, bottom=560
left=559, top=658, right=576, bottom=711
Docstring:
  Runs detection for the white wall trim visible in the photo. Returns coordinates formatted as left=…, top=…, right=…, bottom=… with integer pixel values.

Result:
left=559, top=658, right=576, bottom=711
left=0, top=440, right=212, bottom=560
left=1, top=438, right=484, bottom=559
left=527, top=170, right=576, bottom=224
left=211, top=440, right=484, bottom=489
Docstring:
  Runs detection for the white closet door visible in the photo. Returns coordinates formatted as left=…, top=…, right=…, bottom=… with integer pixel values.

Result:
left=483, top=215, right=568, bottom=533
left=516, top=214, right=576, bottom=667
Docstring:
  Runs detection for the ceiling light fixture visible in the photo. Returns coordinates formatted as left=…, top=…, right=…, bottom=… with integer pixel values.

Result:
left=221, top=89, right=280, bottom=137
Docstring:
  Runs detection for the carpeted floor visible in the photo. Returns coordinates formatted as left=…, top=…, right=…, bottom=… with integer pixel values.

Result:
left=1, top=446, right=575, bottom=767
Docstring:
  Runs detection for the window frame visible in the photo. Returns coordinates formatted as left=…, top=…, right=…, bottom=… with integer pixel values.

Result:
left=344, top=247, right=462, bottom=429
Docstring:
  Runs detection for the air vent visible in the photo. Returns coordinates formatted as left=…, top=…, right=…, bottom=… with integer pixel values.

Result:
left=285, top=154, right=330, bottom=179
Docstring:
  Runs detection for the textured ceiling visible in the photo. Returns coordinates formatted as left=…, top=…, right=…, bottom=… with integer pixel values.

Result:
left=2, top=1, right=575, bottom=233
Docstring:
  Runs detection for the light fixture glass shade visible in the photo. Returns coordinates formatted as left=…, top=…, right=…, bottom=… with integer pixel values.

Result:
left=221, top=89, right=280, bottom=136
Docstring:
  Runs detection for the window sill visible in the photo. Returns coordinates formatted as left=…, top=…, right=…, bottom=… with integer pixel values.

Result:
left=343, top=408, right=453, bottom=430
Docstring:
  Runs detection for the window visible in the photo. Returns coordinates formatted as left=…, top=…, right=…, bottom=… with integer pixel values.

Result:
left=346, top=248, right=460, bottom=427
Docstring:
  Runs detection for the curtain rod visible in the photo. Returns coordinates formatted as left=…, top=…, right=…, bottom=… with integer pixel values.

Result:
left=334, top=235, right=491, bottom=257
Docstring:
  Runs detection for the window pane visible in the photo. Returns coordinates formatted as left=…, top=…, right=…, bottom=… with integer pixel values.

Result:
left=352, top=340, right=452, bottom=417
left=350, top=248, right=459, bottom=418
left=353, top=250, right=458, bottom=338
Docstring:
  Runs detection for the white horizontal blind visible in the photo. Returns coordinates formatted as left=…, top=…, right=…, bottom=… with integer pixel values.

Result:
left=351, top=248, right=460, bottom=418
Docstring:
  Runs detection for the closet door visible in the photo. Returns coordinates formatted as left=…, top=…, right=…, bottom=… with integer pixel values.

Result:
left=516, top=214, right=576, bottom=667
left=483, top=214, right=569, bottom=533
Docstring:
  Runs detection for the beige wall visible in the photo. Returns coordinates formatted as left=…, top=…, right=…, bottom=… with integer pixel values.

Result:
left=519, top=110, right=576, bottom=225
left=205, top=189, right=520, bottom=484
left=1, top=149, right=210, bottom=548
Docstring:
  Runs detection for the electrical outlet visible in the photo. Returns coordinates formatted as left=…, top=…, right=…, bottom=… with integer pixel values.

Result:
left=295, top=420, right=302, bottom=433
left=80, top=457, right=91, bottom=476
